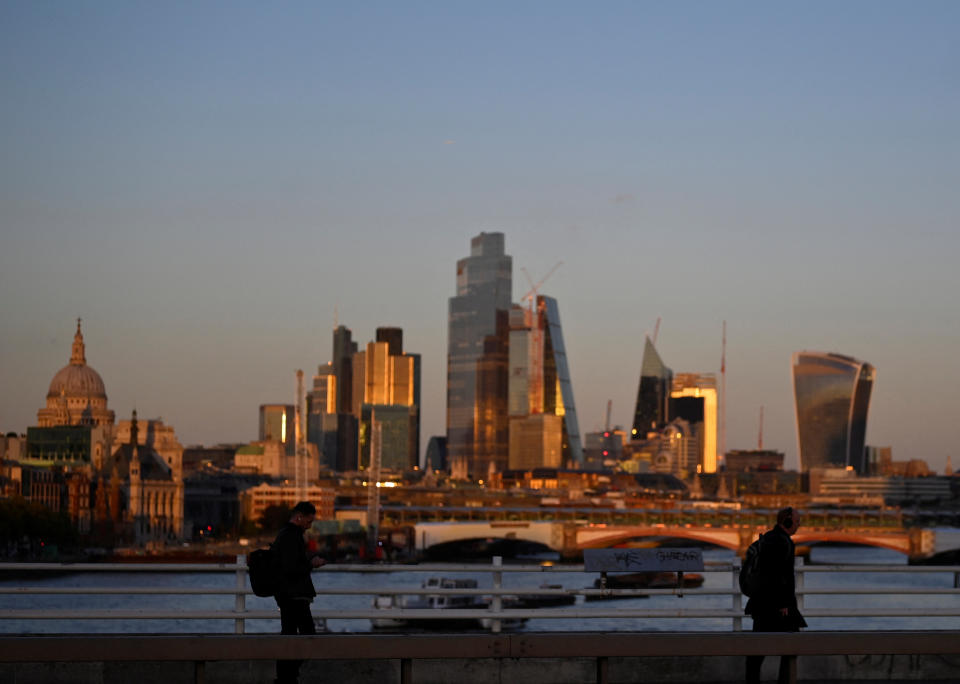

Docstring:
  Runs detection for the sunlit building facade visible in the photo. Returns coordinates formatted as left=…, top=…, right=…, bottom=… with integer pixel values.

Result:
left=447, top=232, right=512, bottom=479
left=259, top=404, right=295, bottom=456
left=506, top=296, right=583, bottom=469
left=792, top=351, right=875, bottom=473
left=670, top=373, right=718, bottom=474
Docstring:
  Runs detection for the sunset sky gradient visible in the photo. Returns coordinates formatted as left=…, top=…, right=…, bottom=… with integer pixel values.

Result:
left=2, top=2, right=958, bottom=471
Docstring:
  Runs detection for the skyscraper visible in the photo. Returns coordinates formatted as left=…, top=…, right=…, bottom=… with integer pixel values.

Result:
left=447, top=233, right=512, bottom=478
left=306, top=326, right=359, bottom=472
left=792, top=351, right=875, bottom=473
left=332, top=325, right=357, bottom=414
left=631, top=337, right=673, bottom=438
left=354, top=331, right=421, bottom=471
left=258, top=404, right=295, bottom=455
left=507, top=296, right=584, bottom=469
left=669, top=373, right=718, bottom=474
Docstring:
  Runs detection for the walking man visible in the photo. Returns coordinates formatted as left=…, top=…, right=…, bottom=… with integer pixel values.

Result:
left=274, top=501, right=325, bottom=684
left=745, top=506, right=806, bottom=684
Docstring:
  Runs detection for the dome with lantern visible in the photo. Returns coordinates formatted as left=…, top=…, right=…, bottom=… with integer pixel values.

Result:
left=37, top=320, right=115, bottom=427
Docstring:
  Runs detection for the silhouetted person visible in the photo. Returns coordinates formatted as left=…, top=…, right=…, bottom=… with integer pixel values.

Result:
left=274, top=501, right=325, bottom=684
left=745, top=506, right=806, bottom=684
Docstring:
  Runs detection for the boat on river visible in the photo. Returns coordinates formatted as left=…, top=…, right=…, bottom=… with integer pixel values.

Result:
left=371, top=577, right=527, bottom=630
left=585, top=571, right=704, bottom=601
left=510, top=583, right=578, bottom=608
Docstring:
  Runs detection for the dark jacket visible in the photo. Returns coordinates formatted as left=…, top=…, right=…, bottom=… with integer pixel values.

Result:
left=272, top=522, right=316, bottom=601
left=744, top=524, right=806, bottom=630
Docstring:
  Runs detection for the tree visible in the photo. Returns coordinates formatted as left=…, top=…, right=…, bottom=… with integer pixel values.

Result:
left=257, top=504, right=291, bottom=532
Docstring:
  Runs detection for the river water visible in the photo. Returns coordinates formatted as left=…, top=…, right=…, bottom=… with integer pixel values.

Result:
left=2, top=545, right=958, bottom=634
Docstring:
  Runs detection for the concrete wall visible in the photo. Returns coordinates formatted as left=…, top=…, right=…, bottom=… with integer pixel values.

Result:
left=3, top=654, right=960, bottom=683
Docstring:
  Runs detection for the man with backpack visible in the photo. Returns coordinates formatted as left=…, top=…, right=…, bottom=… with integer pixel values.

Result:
left=744, top=506, right=806, bottom=684
left=273, top=501, right=325, bottom=684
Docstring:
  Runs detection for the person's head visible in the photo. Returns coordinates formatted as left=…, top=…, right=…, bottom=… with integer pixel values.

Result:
left=777, top=506, right=800, bottom=535
left=290, top=501, right=316, bottom=530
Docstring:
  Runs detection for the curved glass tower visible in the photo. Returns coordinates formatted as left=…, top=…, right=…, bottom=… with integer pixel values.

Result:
left=792, top=351, right=875, bottom=473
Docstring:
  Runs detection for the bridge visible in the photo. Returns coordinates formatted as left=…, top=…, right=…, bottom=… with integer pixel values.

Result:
left=413, top=521, right=936, bottom=560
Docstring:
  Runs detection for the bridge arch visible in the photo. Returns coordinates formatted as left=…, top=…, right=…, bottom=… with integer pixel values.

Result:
left=575, top=526, right=743, bottom=553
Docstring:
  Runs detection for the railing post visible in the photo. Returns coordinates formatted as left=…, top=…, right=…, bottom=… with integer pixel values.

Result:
left=732, top=562, right=742, bottom=631
left=194, top=660, right=205, bottom=684
left=794, top=557, right=804, bottom=612
left=400, top=657, right=412, bottom=684
left=490, top=555, right=503, bottom=634
left=596, top=655, right=608, bottom=684
left=235, top=554, right=246, bottom=635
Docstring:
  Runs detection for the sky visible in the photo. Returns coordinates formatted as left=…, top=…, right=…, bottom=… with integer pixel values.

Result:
left=2, top=2, right=958, bottom=472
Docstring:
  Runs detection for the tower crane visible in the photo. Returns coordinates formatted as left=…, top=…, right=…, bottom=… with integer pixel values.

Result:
left=520, top=261, right=563, bottom=414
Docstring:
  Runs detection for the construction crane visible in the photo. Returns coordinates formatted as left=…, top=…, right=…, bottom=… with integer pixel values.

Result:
left=758, top=405, right=764, bottom=450
left=720, top=321, right=727, bottom=467
left=295, top=369, right=306, bottom=501
left=520, top=261, right=563, bottom=414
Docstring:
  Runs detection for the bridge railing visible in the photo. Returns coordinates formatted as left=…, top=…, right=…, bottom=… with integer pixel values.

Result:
left=1, top=558, right=959, bottom=634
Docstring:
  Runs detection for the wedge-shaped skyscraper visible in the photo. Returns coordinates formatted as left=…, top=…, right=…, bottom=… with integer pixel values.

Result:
left=792, top=351, right=875, bottom=473
left=631, top=337, right=673, bottom=438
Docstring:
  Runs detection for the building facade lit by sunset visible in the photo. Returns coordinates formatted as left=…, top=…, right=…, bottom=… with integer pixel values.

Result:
left=447, top=232, right=512, bottom=479
left=507, top=295, right=584, bottom=469
left=792, top=351, right=875, bottom=473
left=670, top=373, right=718, bottom=474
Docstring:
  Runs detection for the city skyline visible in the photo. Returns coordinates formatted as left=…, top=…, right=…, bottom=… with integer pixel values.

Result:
left=2, top=3, right=958, bottom=472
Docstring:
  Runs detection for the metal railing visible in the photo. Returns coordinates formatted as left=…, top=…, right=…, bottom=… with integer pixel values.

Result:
left=1, top=557, right=958, bottom=634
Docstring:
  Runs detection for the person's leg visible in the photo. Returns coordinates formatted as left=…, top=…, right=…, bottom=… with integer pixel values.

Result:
left=295, top=601, right=316, bottom=635
left=276, top=599, right=299, bottom=683
left=746, top=614, right=770, bottom=683
left=746, top=654, right=764, bottom=683
left=777, top=654, right=797, bottom=684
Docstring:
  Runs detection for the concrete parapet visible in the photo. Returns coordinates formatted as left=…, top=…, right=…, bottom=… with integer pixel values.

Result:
left=3, top=654, right=960, bottom=683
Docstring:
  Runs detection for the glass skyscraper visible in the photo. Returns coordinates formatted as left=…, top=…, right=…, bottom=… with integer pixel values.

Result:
left=540, top=295, right=583, bottom=465
left=506, top=296, right=584, bottom=469
left=632, top=337, right=673, bottom=438
left=447, top=232, right=512, bottom=478
left=792, top=351, right=875, bottom=473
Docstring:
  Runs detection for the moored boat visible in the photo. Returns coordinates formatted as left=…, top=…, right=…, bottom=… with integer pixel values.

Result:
left=371, top=577, right=527, bottom=630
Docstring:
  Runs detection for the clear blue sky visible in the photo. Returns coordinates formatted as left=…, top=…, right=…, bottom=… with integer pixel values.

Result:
left=2, top=1, right=958, bottom=472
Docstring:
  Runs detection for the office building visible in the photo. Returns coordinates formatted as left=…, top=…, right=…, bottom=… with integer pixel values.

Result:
left=258, top=404, right=295, bottom=456
left=359, top=404, right=419, bottom=471
left=792, top=351, right=875, bottom=473
left=631, top=337, right=673, bottom=439
left=507, top=296, right=583, bottom=469
left=332, top=325, right=357, bottom=414
left=670, top=373, right=718, bottom=474
left=352, top=329, right=421, bottom=471
left=447, top=232, right=512, bottom=479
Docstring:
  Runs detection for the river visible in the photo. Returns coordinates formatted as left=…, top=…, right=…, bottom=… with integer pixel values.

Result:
left=1, top=545, right=958, bottom=634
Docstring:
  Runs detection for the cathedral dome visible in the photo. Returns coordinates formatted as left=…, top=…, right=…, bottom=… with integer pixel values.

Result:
left=46, top=319, right=107, bottom=400
left=47, top=362, right=107, bottom=400
left=37, top=320, right=114, bottom=428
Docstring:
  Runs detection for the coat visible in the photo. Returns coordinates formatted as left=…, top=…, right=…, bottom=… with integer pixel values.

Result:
left=272, top=522, right=317, bottom=601
left=744, top=524, right=806, bottom=631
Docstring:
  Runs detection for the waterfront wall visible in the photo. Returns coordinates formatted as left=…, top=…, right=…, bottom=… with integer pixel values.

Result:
left=4, top=654, right=960, bottom=683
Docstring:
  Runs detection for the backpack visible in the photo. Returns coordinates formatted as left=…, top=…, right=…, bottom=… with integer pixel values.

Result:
left=739, top=534, right=763, bottom=598
left=248, top=546, right=279, bottom=597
